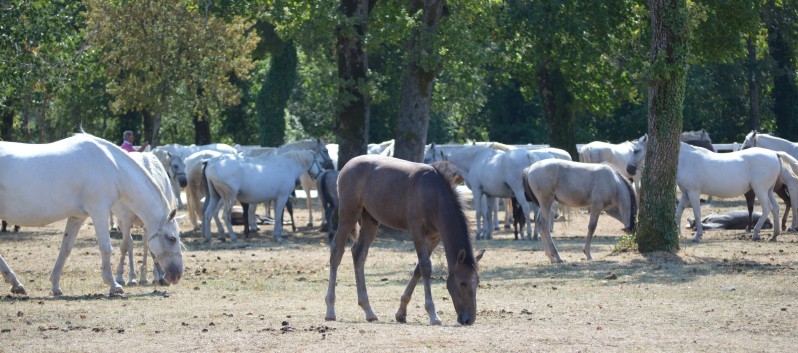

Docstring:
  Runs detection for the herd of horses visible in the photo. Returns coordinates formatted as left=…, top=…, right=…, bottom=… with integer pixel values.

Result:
left=2, top=129, right=798, bottom=326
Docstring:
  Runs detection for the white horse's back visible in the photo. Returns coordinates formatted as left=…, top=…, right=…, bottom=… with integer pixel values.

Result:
left=0, top=135, right=124, bottom=226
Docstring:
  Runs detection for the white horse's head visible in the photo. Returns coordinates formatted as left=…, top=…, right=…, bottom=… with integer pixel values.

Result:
left=167, top=154, right=188, bottom=188
left=626, top=134, right=648, bottom=176
left=146, top=208, right=184, bottom=284
left=741, top=130, right=758, bottom=149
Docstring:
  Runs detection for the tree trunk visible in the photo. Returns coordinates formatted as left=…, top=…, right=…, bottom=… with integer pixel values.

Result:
left=1, top=103, right=15, bottom=142
left=747, top=35, right=760, bottom=132
left=257, top=40, right=297, bottom=147
left=335, top=0, right=376, bottom=169
left=765, top=0, right=798, bottom=140
left=393, top=0, right=448, bottom=163
left=537, top=64, right=578, bottom=160
left=636, top=0, right=688, bottom=253
left=193, top=114, right=212, bottom=145
left=145, top=111, right=162, bottom=148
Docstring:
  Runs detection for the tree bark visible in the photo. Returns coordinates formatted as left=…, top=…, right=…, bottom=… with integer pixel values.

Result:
left=1, top=102, right=15, bottom=142
left=393, top=0, right=448, bottom=162
left=335, top=0, right=376, bottom=169
left=747, top=35, right=760, bottom=132
left=537, top=64, right=578, bottom=160
left=193, top=114, right=212, bottom=145
left=636, top=0, right=688, bottom=253
left=145, top=111, right=162, bottom=148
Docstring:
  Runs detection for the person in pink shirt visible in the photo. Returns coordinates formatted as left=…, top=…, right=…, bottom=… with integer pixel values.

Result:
left=121, top=130, right=148, bottom=152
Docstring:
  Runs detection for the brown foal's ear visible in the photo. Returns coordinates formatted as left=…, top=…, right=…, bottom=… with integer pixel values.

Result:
left=475, top=249, right=485, bottom=263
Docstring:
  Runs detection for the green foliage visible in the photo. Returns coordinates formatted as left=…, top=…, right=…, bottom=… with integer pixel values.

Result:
left=85, top=0, right=258, bottom=143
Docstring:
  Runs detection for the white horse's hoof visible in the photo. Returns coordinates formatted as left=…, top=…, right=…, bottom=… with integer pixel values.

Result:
left=51, top=288, right=63, bottom=296
left=10, top=285, right=26, bottom=295
left=127, top=279, right=139, bottom=286
left=429, top=317, right=442, bottom=325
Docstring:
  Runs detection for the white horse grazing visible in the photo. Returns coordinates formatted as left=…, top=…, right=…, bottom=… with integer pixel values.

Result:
left=202, top=150, right=324, bottom=243
left=0, top=134, right=183, bottom=296
left=673, top=142, right=798, bottom=242
left=523, top=159, right=637, bottom=262
left=579, top=135, right=648, bottom=196
left=114, top=152, right=178, bottom=286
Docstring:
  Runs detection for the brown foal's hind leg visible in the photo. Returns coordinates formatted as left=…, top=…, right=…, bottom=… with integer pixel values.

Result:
left=352, top=216, right=379, bottom=322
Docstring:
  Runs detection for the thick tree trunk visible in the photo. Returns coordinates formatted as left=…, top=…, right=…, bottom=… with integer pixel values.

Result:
left=193, top=114, right=212, bottom=145
left=537, top=64, right=578, bottom=160
left=335, top=0, right=376, bottom=169
left=747, top=36, right=760, bottom=132
left=636, top=0, right=688, bottom=253
left=257, top=40, right=297, bottom=147
left=145, top=111, right=162, bottom=148
left=1, top=104, right=15, bottom=142
left=393, top=0, right=448, bottom=163
left=766, top=0, right=798, bottom=140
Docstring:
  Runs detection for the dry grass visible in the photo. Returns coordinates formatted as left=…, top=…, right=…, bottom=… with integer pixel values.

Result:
left=1, top=195, right=797, bottom=352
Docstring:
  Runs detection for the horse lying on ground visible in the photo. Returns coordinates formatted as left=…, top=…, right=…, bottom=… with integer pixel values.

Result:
left=325, top=155, right=484, bottom=325
left=687, top=211, right=772, bottom=230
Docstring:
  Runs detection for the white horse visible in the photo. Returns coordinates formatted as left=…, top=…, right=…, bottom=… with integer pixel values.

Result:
left=202, top=150, right=324, bottom=243
left=741, top=131, right=798, bottom=229
left=153, top=143, right=239, bottom=209
left=523, top=159, right=637, bottom=262
left=673, top=142, right=798, bottom=242
left=446, top=146, right=540, bottom=240
left=114, top=152, right=178, bottom=286
left=579, top=135, right=648, bottom=196
left=0, top=134, right=183, bottom=296
left=253, top=139, right=333, bottom=229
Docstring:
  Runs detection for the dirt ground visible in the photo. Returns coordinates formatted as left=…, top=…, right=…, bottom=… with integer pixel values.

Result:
left=1, top=192, right=797, bottom=352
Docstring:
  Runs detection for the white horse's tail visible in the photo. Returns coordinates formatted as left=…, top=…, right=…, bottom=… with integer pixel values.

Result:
left=776, top=152, right=798, bottom=187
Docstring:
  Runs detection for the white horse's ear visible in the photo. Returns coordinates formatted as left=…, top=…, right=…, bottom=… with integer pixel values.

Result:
left=168, top=208, right=177, bottom=221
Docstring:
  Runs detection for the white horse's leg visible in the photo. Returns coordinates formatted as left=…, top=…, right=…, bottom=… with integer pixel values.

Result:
left=201, top=187, right=218, bottom=242
left=114, top=220, right=138, bottom=286
left=92, top=211, right=125, bottom=295
left=50, top=216, right=87, bottom=296
left=170, top=178, right=184, bottom=209
left=300, top=172, right=315, bottom=227
left=503, top=198, right=512, bottom=229
left=492, top=197, right=500, bottom=231
left=0, top=254, right=25, bottom=295
left=472, top=191, right=484, bottom=239
left=583, top=209, right=601, bottom=260
left=272, top=196, right=289, bottom=242
left=221, top=199, right=239, bottom=243
left=187, top=185, right=200, bottom=230
left=675, top=192, right=687, bottom=234
left=484, top=197, right=495, bottom=239
left=687, top=192, right=704, bottom=242
left=247, top=203, right=259, bottom=233
left=538, top=200, right=563, bottom=263
left=764, top=190, right=780, bottom=241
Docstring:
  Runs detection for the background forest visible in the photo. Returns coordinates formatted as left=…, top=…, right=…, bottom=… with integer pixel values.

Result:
left=1, top=0, right=796, bottom=155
